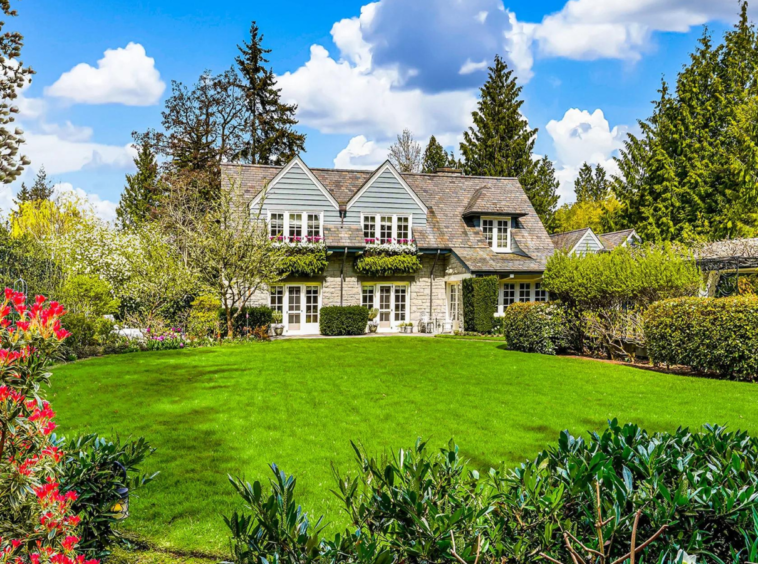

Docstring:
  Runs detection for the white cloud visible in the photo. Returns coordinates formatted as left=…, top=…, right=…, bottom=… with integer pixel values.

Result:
left=459, top=58, right=488, bottom=75
left=53, top=182, right=119, bottom=223
left=545, top=108, right=628, bottom=202
left=333, top=136, right=389, bottom=169
left=331, top=2, right=379, bottom=71
left=476, top=11, right=489, bottom=24
left=46, top=43, right=165, bottom=106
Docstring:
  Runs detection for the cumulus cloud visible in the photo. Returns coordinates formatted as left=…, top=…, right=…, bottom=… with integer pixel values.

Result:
left=333, top=136, right=389, bottom=169
left=545, top=108, right=628, bottom=201
left=22, top=130, right=135, bottom=176
left=46, top=43, right=165, bottom=106
left=53, top=182, right=119, bottom=223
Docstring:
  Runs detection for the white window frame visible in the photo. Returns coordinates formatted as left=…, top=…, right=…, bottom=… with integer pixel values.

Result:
left=360, top=213, right=413, bottom=243
left=481, top=216, right=511, bottom=253
left=362, top=282, right=410, bottom=329
left=267, top=210, right=323, bottom=241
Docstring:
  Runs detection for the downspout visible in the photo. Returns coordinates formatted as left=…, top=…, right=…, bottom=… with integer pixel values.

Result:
left=340, top=247, right=348, bottom=306
left=429, top=249, right=441, bottom=324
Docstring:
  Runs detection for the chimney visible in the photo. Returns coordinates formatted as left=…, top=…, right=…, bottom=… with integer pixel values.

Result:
left=435, top=167, right=463, bottom=175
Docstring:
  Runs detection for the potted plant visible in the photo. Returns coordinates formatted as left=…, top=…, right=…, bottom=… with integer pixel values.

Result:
left=399, top=322, right=414, bottom=334
left=271, top=310, right=284, bottom=336
left=367, top=308, right=379, bottom=332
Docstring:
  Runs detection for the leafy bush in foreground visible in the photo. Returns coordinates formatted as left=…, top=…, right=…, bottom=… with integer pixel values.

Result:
left=645, top=296, right=758, bottom=380
left=225, top=421, right=758, bottom=564
left=502, top=302, right=568, bottom=354
left=319, top=306, right=369, bottom=336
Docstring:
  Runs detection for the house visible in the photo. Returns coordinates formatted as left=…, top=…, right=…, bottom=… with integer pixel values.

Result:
left=550, top=227, right=639, bottom=255
left=222, top=157, right=555, bottom=335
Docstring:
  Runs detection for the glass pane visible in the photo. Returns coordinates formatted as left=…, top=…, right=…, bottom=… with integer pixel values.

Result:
left=380, top=216, right=393, bottom=243
left=379, top=286, right=391, bottom=322
left=362, top=286, right=375, bottom=309
left=305, top=286, right=319, bottom=323
left=270, top=213, right=284, bottom=239
left=363, top=216, right=376, bottom=241
left=518, top=283, right=531, bottom=303
left=289, top=213, right=302, bottom=240
left=502, top=283, right=515, bottom=307
left=449, top=284, right=461, bottom=321
left=307, top=214, right=320, bottom=239
left=394, top=287, right=407, bottom=322
left=288, top=286, right=301, bottom=324
left=534, top=283, right=548, bottom=302
left=496, top=220, right=509, bottom=249
left=482, top=220, right=493, bottom=246
left=270, top=286, right=283, bottom=312
left=397, top=217, right=409, bottom=241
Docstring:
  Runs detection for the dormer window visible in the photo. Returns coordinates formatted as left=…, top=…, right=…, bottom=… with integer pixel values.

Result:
left=363, top=213, right=413, bottom=243
left=481, top=217, right=511, bottom=252
left=268, top=211, right=322, bottom=242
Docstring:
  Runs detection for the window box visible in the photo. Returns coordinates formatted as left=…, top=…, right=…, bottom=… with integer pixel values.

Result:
left=276, top=239, right=329, bottom=277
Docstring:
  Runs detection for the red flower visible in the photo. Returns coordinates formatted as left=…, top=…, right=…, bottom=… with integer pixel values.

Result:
left=11, top=540, right=22, bottom=549
left=16, top=321, right=30, bottom=331
left=61, top=536, right=79, bottom=551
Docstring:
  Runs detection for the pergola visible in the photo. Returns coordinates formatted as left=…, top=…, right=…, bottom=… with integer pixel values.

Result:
left=695, top=238, right=758, bottom=297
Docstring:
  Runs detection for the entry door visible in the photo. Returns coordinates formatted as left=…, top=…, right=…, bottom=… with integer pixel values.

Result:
left=303, top=286, right=320, bottom=333
left=287, top=286, right=302, bottom=332
left=378, top=286, right=392, bottom=328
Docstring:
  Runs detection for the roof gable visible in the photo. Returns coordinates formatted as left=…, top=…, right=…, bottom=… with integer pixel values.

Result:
left=346, top=161, right=428, bottom=213
left=250, top=156, right=339, bottom=209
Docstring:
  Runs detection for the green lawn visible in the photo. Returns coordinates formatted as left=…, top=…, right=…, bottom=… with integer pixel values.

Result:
left=51, top=338, right=758, bottom=557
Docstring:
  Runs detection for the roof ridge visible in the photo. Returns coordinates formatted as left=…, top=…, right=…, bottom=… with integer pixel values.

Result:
left=550, top=227, right=591, bottom=236
left=599, top=228, right=635, bottom=236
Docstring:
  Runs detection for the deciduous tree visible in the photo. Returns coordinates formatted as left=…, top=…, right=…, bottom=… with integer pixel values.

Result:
left=388, top=129, right=422, bottom=173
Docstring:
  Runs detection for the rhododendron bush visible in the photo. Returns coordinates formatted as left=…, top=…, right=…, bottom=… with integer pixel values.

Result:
left=0, top=289, right=96, bottom=564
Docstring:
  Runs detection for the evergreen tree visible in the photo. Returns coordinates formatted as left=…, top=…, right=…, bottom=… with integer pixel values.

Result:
left=117, top=142, right=163, bottom=228
left=460, top=55, right=537, bottom=180
left=235, top=22, right=306, bottom=164
left=422, top=135, right=450, bottom=173
left=523, top=156, right=560, bottom=232
left=13, top=182, right=31, bottom=205
left=13, top=166, right=53, bottom=206
left=574, top=162, right=610, bottom=202
left=614, top=2, right=758, bottom=242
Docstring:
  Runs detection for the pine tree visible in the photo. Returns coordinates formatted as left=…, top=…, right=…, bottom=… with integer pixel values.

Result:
left=422, top=136, right=450, bottom=173
left=460, top=55, right=537, bottom=180
left=13, top=182, right=31, bottom=205
left=574, top=162, right=610, bottom=202
left=117, top=141, right=163, bottom=228
left=523, top=156, right=560, bottom=232
left=29, top=165, right=53, bottom=200
left=235, top=22, right=306, bottom=164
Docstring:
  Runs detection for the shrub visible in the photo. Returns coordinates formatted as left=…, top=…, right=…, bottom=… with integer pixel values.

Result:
left=502, top=302, right=568, bottom=354
left=218, top=306, right=273, bottom=338
left=645, top=296, right=758, bottom=379
left=60, top=435, right=158, bottom=559
left=63, top=313, right=117, bottom=360
left=462, top=276, right=499, bottom=333
left=61, top=274, right=120, bottom=318
left=319, top=306, right=369, bottom=336
left=354, top=253, right=422, bottom=276
left=225, top=422, right=758, bottom=564
left=187, top=295, right=221, bottom=339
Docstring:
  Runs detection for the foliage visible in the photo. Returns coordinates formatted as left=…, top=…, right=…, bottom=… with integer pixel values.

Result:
left=186, top=295, right=222, bottom=339
left=144, top=327, right=186, bottom=351
left=0, top=289, right=99, bottom=564
left=614, top=3, right=758, bottom=242
left=502, top=302, right=568, bottom=355
left=235, top=21, right=306, bottom=165
left=421, top=135, right=456, bottom=173
left=117, top=141, right=164, bottom=228
left=278, top=244, right=328, bottom=277
left=525, top=155, right=560, bottom=233
left=354, top=254, right=422, bottom=277
left=552, top=196, right=622, bottom=235
left=60, top=275, right=119, bottom=318
left=388, top=128, right=422, bottom=173
left=319, top=306, right=368, bottom=336
left=62, top=313, right=116, bottom=360
left=645, top=296, right=758, bottom=379
left=60, top=434, right=158, bottom=558
left=218, top=306, right=273, bottom=338
left=15, top=166, right=54, bottom=205
left=461, top=276, right=498, bottom=334
left=225, top=421, right=758, bottom=564
left=0, top=0, right=33, bottom=183
left=10, top=194, right=86, bottom=245
left=367, top=308, right=378, bottom=321
left=574, top=162, right=610, bottom=203
left=271, top=310, right=283, bottom=325
left=0, top=224, right=63, bottom=298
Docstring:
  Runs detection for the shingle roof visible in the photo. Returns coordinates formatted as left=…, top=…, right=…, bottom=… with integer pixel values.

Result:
left=323, top=224, right=365, bottom=248
left=696, top=237, right=758, bottom=260
left=599, top=229, right=637, bottom=249
left=222, top=163, right=555, bottom=273
left=463, top=186, right=527, bottom=217
left=550, top=228, right=592, bottom=253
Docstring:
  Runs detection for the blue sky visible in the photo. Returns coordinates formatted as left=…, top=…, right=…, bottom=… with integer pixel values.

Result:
left=9, top=0, right=745, bottom=220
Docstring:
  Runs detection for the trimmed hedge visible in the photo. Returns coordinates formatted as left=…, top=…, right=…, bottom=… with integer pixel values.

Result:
left=645, top=296, right=758, bottom=380
left=320, top=306, right=369, bottom=336
left=219, top=306, right=273, bottom=336
left=354, top=254, right=422, bottom=276
left=462, top=276, right=499, bottom=333
left=502, top=302, right=568, bottom=355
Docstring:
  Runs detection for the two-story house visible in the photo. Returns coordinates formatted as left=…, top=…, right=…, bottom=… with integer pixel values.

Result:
left=222, top=156, right=555, bottom=335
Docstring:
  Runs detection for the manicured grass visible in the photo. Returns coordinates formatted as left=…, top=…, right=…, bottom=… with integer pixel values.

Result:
left=435, top=334, right=503, bottom=341
left=52, top=338, right=758, bottom=556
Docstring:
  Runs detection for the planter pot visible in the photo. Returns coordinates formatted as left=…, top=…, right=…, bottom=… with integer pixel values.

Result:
left=273, top=324, right=284, bottom=336
left=368, top=322, right=378, bottom=333
left=400, top=326, right=413, bottom=334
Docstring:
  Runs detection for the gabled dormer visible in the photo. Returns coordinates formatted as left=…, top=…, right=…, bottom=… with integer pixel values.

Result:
left=343, top=161, right=428, bottom=242
left=462, top=186, right=527, bottom=254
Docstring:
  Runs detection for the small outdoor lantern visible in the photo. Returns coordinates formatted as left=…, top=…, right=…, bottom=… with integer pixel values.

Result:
left=110, top=461, right=129, bottom=520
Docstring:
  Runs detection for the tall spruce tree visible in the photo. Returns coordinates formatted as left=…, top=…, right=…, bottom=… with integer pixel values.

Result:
left=14, top=166, right=53, bottom=206
left=422, top=135, right=450, bottom=173
left=117, top=141, right=162, bottom=228
left=235, top=22, right=305, bottom=164
left=574, top=162, right=610, bottom=202
left=526, top=156, right=560, bottom=232
left=614, top=2, right=758, bottom=242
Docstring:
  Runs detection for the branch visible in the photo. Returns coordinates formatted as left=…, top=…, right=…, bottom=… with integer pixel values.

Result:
left=630, top=511, right=640, bottom=564
left=565, top=531, right=606, bottom=559
left=539, top=554, right=565, bottom=564
left=0, top=420, right=6, bottom=462
left=609, top=525, right=668, bottom=564
left=449, top=532, right=481, bottom=564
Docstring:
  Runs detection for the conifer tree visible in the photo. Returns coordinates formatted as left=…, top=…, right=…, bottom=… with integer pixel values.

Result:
left=460, top=55, right=537, bottom=179
left=524, top=156, right=560, bottom=232
left=14, top=166, right=53, bottom=206
left=574, top=162, right=610, bottom=202
left=14, top=181, right=31, bottom=205
left=422, top=135, right=449, bottom=173
left=117, top=141, right=163, bottom=228
left=235, top=22, right=305, bottom=164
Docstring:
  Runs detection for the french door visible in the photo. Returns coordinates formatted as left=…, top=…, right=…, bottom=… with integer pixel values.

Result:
left=272, top=284, right=321, bottom=334
left=375, top=284, right=408, bottom=330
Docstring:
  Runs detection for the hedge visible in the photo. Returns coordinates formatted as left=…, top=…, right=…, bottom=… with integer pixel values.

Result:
left=645, top=296, right=758, bottom=380
left=319, top=306, right=369, bottom=336
left=462, top=276, right=499, bottom=333
left=218, top=306, right=273, bottom=337
left=354, top=254, right=422, bottom=277
left=502, top=302, right=568, bottom=355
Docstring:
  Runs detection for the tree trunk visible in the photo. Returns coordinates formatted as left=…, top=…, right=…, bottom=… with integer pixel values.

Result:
left=226, top=307, right=234, bottom=339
